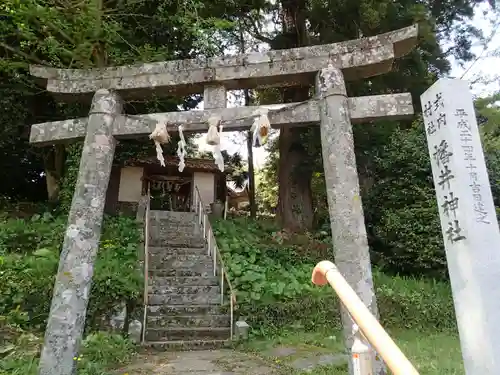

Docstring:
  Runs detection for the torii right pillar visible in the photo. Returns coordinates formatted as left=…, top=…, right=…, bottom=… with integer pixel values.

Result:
left=316, top=66, right=385, bottom=375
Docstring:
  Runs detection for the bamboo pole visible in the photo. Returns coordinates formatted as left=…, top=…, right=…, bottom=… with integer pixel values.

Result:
left=312, top=260, right=419, bottom=375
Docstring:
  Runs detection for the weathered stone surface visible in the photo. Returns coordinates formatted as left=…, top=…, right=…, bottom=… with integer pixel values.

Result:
left=29, top=93, right=413, bottom=145
left=149, top=259, right=211, bottom=271
left=149, top=254, right=211, bottom=263
left=29, top=25, right=418, bottom=100
left=144, top=210, right=231, bottom=349
left=37, top=89, right=122, bottom=375
left=119, top=350, right=278, bottom=373
left=148, top=254, right=211, bottom=268
left=148, top=211, right=201, bottom=240
left=149, top=210, right=198, bottom=222
left=234, top=320, right=250, bottom=340
left=150, top=276, right=218, bottom=287
left=148, top=285, right=220, bottom=296
left=147, top=304, right=222, bottom=316
left=204, top=85, right=227, bottom=109
left=29, top=117, right=87, bottom=146
left=315, top=67, right=385, bottom=375
left=146, top=327, right=231, bottom=341
left=421, top=78, right=500, bottom=375
left=148, top=246, right=207, bottom=255
left=149, top=267, right=212, bottom=277
left=148, top=292, right=220, bottom=305
left=145, top=340, right=231, bottom=351
left=150, top=237, right=206, bottom=248
left=148, top=313, right=230, bottom=328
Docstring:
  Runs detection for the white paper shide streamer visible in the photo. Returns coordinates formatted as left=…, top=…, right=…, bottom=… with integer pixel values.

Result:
left=206, top=115, right=224, bottom=172
left=206, top=115, right=221, bottom=145
left=149, top=121, right=170, bottom=166
left=177, top=125, right=187, bottom=172
left=251, top=108, right=270, bottom=147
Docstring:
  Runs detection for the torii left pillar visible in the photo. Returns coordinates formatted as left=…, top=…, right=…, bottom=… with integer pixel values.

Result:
left=38, top=89, right=122, bottom=375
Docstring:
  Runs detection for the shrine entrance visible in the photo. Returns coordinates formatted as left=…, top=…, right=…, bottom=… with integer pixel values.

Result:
left=28, top=24, right=420, bottom=375
left=127, top=155, right=228, bottom=213
left=146, top=175, right=192, bottom=212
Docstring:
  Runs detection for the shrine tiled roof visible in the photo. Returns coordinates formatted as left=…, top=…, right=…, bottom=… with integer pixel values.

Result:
left=124, top=155, right=230, bottom=173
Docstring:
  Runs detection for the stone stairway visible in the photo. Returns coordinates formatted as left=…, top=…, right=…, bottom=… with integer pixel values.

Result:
left=144, top=210, right=232, bottom=350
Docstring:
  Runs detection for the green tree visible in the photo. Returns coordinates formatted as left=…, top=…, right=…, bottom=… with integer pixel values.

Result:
left=0, top=0, right=244, bottom=203
left=244, top=0, right=493, bottom=231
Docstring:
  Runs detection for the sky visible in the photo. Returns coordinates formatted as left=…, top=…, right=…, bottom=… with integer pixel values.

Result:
left=195, top=4, right=500, bottom=170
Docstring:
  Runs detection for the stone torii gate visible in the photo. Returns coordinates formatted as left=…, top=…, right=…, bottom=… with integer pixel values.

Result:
left=30, top=25, right=418, bottom=375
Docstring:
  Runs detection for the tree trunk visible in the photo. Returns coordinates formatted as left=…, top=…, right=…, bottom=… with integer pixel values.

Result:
left=244, top=88, right=257, bottom=218
left=277, top=87, right=314, bottom=230
left=45, top=171, right=60, bottom=203
left=246, top=130, right=257, bottom=218
left=275, top=0, right=314, bottom=231
left=43, top=144, right=66, bottom=203
left=239, top=23, right=257, bottom=218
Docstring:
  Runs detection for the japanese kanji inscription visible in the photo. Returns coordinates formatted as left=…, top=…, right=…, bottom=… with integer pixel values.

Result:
left=421, top=78, right=500, bottom=375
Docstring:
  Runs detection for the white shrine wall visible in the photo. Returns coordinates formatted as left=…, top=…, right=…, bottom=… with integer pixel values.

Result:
left=193, top=172, right=215, bottom=209
left=117, top=166, right=144, bottom=203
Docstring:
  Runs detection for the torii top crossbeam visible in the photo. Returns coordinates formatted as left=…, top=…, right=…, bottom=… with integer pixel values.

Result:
left=29, top=25, right=418, bottom=101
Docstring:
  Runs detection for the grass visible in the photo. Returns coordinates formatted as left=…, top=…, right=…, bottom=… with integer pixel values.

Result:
left=242, top=328, right=464, bottom=375
left=0, top=331, right=136, bottom=375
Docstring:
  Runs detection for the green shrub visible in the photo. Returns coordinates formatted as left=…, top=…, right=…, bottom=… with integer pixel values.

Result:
left=213, top=218, right=456, bottom=335
left=0, top=251, right=58, bottom=328
left=0, top=319, right=135, bottom=375
left=0, top=214, right=65, bottom=254
left=0, top=215, right=143, bottom=331
left=374, top=271, right=455, bottom=331
left=77, top=332, right=135, bottom=374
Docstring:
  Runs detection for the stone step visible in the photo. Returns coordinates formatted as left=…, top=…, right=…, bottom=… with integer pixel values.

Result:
left=150, top=276, right=218, bottom=287
left=155, top=231, right=204, bottom=239
left=153, top=225, right=200, bottom=233
left=148, top=285, right=220, bottom=295
left=148, top=254, right=212, bottom=268
left=150, top=216, right=198, bottom=223
left=144, top=339, right=231, bottom=351
left=148, top=246, right=206, bottom=255
left=147, top=304, right=224, bottom=316
left=148, top=293, right=220, bottom=305
left=150, top=253, right=210, bottom=261
left=150, top=217, right=198, bottom=225
left=151, top=228, right=200, bottom=238
left=149, top=268, right=213, bottom=277
left=149, top=210, right=197, bottom=222
left=149, top=238, right=205, bottom=248
left=147, top=314, right=230, bottom=328
left=145, top=327, right=231, bottom=341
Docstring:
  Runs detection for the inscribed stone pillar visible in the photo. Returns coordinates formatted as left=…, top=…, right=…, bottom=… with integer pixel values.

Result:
left=38, top=89, right=122, bottom=375
left=315, top=66, right=384, bottom=375
left=421, top=78, right=500, bottom=375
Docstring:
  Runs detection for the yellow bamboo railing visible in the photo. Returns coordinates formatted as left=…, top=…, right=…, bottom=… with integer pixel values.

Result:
left=312, top=260, right=419, bottom=375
